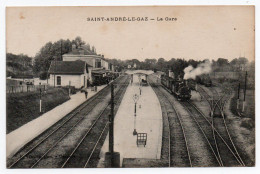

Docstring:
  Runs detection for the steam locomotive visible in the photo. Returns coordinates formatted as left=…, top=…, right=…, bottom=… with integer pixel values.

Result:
left=187, top=79, right=196, bottom=90
left=196, top=74, right=212, bottom=87
left=161, top=75, right=191, bottom=100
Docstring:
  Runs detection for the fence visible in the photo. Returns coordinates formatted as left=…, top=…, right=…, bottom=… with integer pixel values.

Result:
left=6, top=84, right=50, bottom=94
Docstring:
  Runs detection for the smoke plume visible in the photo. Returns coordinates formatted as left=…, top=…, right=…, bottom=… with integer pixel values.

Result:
left=183, top=60, right=212, bottom=80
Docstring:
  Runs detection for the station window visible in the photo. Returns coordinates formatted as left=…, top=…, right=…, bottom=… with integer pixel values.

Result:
left=95, top=59, right=101, bottom=68
left=57, top=76, right=61, bottom=85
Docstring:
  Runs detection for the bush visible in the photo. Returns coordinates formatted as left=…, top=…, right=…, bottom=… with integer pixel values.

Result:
left=6, top=71, right=15, bottom=77
left=240, top=118, right=254, bottom=130
left=40, top=71, right=48, bottom=80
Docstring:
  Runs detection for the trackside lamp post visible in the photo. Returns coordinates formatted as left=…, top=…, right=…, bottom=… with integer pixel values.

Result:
left=133, top=94, right=139, bottom=135
left=138, top=75, right=142, bottom=95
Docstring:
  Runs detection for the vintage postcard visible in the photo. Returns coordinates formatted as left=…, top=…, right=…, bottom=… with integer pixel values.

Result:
left=5, top=6, right=255, bottom=168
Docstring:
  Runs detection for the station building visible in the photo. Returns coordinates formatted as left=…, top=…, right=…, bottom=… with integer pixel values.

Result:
left=48, top=61, right=92, bottom=88
left=48, top=44, right=115, bottom=88
left=62, top=44, right=114, bottom=84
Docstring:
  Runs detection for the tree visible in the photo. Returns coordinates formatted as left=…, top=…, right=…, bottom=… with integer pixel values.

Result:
left=230, top=57, right=248, bottom=71
left=187, top=59, right=200, bottom=68
left=230, top=58, right=238, bottom=66
left=33, top=39, right=73, bottom=78
left=237, top=57, right=248, bottom=71
left=216, top=58, right=229, bottom=66
left=237, top=57, right=248, bottom=65
left=72, top=36, right=86, bottom=48
left=145, top=58, right=157, bottom=65
left=156, top=58, right=166, bottom=71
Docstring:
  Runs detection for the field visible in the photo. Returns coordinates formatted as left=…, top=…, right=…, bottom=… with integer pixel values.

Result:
left=6, top=88, right=70, bottom=133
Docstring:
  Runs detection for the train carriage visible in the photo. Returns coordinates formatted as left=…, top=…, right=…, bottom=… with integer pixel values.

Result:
left=161, top=75, right=191, bottom=100
left=200, top=74, right=212, bottom=87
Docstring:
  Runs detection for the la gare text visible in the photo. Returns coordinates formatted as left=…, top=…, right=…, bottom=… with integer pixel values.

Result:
left=86, top=17, right=177, bottom=22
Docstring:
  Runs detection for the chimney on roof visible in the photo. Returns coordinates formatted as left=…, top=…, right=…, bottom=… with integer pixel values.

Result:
left=72, top=44, right=76, bottom=51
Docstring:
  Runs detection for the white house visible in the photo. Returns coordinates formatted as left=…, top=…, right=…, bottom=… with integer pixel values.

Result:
left=48, top=61, right=92, bottom=88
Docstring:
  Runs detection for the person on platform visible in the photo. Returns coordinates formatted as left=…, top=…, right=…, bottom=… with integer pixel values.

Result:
left=84, top=89, right=88, bottom=99
left=81, top=87, right=88, bottom=99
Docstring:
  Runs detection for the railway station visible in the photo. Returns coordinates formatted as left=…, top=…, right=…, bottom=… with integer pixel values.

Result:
left=5, top=6, right=255, bottom=169
left=6, top=67, right=254, bottom=168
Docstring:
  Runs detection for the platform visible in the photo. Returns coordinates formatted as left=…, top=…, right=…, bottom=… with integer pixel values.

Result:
left=98, top=74, right=162, bottom=167
left=6, top=85, right=106, bottom=158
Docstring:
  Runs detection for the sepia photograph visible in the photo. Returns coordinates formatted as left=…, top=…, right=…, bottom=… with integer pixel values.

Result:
left=4, top=5, right=255, bottom=169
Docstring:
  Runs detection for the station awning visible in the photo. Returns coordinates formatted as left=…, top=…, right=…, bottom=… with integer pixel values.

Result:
left=91, top=69, right=106, bottom=75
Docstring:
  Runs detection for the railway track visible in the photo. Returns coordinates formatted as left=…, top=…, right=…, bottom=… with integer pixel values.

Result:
left=196, top=85, right=224, bottom=165
left=61, top=78, right=129, bottom=168
left=150, top=74, right=244, bottom=167
left=149, top=75, right=225, bottom=167
left=148, top=76, right=192, bottom=167
left=8, top=75, right=130, bottom=168
left=210, top=86, right=245, bottom=166
left=196, top=85, right=245, bottom=166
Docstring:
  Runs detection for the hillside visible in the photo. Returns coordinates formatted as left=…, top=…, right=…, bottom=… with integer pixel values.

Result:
left=6, top=53, right=33, bottom=78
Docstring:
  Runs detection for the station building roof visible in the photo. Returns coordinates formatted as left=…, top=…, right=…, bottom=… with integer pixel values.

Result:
left=91, top=69, right=107, bottom=74
left=48, top=61, right=92, bottom=75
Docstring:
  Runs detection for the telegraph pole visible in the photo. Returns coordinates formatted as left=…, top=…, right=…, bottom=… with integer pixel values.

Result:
left=69, top=81, right=71, bottom=97
left=54, top=57, right=56, bottom=88
left=39, top=83, right=42, bottom=113
left=47, top=72, right=48, bottom=85
left=109, top=84, right=114, bottom=156
left=242, top=71, right=247, bottom=112
left=60, top=40, right=62, bottom=60
left=237, top=82, right=240, bottom=110
left=105, top=83, right=120, bottom=167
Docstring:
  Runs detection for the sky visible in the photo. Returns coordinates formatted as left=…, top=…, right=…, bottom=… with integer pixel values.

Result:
left=6, top=6, right=255, bottom=61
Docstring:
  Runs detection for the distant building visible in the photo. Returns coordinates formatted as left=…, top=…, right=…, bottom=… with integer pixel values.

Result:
left=62, top=44, right=114, bottom=83
left=48, top=61, right=92, bottom=88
